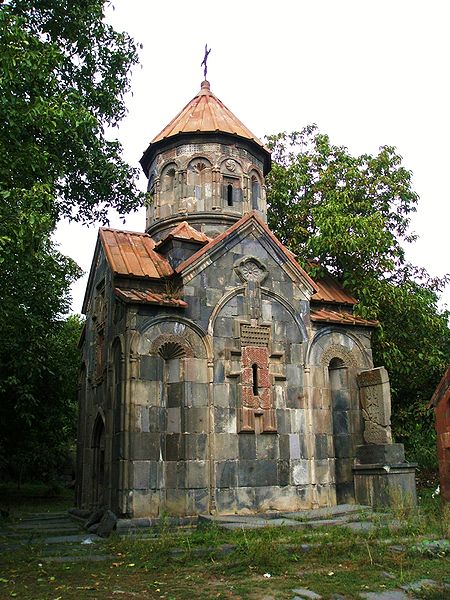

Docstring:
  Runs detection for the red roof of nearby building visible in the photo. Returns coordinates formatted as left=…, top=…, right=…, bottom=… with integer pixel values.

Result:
left=428, top=364, right=450, bottom=408
left=114, top=288, right=187, bottom=307
left=310, top=308, right=378, bottom=328
left=151, top=81, right=265, bottom=148
left=99, top=228, right=173, bottom=279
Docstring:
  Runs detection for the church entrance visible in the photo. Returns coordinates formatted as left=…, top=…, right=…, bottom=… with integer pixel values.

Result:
left=329, top=358, right=355, bottom=504
left=92, top=415, right=106, bottom=508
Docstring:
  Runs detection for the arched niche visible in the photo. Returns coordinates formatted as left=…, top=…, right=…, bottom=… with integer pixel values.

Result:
left=91, top=412, right=106, bottom=508
left=249, top=169, right=263, bottom=210
left=328, top=357, right=354, bottom=503
left=187, top=157, right=213, bottom=206
left=220, top=158, right=243, bottom=210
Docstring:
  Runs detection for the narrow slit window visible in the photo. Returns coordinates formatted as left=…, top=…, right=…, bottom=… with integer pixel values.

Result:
left=252, top=363, right=259, bottom=396
left=227, top=184, right=233, bottom=206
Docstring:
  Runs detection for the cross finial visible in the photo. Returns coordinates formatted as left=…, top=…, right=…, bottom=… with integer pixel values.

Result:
left=201, top=44, right=211, bottom=80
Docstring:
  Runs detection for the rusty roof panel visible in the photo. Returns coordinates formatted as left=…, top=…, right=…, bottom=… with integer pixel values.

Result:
left=114, top=287, right=187, bottom=307
left=310, top=308, right=378, bottom=327
left=159, top=221, right=211, bottom=245
left=100, top=228, right=173, bottom=279
left=311, top=271, right=357, bottom=305
left=151, top=81, right=265, bottom=148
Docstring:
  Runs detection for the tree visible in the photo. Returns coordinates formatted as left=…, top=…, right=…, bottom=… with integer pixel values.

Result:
left=266, top=126, right=450, bottom=468
left=0, top=1, right=141, bottom=480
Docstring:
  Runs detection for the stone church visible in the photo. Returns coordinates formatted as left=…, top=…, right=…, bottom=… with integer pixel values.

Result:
left=76, top=79, right=416, bottom=518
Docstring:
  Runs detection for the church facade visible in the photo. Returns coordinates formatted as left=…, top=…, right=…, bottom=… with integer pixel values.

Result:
left=76, top=80, right=415, bottom=518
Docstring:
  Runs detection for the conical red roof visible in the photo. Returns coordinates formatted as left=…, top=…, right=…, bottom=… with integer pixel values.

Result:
left=151, top=80, right=265, bottom=147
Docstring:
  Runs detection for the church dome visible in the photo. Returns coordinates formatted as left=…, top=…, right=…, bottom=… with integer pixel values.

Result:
left=140, top=81, right=271, bottom=177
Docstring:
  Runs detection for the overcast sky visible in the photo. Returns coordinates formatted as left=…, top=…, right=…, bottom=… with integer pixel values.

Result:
left=55, top=0, right=450, bottom=313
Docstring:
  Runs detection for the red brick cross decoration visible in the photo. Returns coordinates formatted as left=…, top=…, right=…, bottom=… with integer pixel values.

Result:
left=239, top=344, right=277, bottom=434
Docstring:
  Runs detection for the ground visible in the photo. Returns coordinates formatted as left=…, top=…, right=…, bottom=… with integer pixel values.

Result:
left=0, top=484, right=449, bottom=600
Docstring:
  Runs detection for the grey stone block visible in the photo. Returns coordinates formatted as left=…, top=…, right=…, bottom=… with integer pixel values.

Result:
left=278, top=460, right=290, bottom=486
left=238, top=433, right=256, bottom=459
left=167, top=382, right=184, bottom=408
left=182, top=407, right=208, bottom=433
left=256, top=435, right=279, bottom=460
left=215, top=433, right=238, bottom=460
left=333, top=410, right=350, bottom=435
left=315, top=434, right=329, bottom=460
left=186, top=461, right=208, bottom=489
left=216, top=460, right=237, bottom=488
left=214, top=407, right=236, bottom=433
left=286, top=387, right=302, bottom=408
left=214, top=360, right=225, bottom=383
left=130, top=433, right=161, bottom=461
left=140, top=356, right=163, bottom=381
left=291, top=588, right=322, bottom=600
left=165, top=461, right=186, bottom=489
left=355, top=443, right=405, bottom=465
left=185, top=382, right=209, bottom=407
left=164, top=433, right=183, bottom=461
left=331, top=389, right=351, bottom=411
left=334, top=434, right=353, bottom=459
left=185, top=433, right=208, bottom=460
left=279, top=434, right=290, bottom=460
left=167, top=407, right=181, bottom=433
left=238, top=460, right=278, bottom=487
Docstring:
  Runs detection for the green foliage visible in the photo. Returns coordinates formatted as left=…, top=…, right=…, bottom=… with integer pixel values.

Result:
left=0, top=0, right=142, bottom=223
left=266, top=126, right=450, bottom=466
left=0, top=1, right=141, bottom=480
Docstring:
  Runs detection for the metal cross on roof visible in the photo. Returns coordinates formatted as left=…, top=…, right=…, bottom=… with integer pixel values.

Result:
left=201, top=44, right=211, bottom=80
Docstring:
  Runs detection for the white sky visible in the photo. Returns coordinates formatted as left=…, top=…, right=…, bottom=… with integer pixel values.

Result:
left=55, top=0, right=450, bottom=314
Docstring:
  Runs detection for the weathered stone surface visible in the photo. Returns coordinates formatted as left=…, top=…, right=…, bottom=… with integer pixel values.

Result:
left=76, top=80, right=416, bottom=521
left=291, top=588, right=322, bottom=599
left=97, top=510, right=117, bottom=538
left=357, top=367, right=392, bottom=444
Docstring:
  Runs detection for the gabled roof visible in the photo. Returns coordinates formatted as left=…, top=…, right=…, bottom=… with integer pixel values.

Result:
left=156, top=221, right=212, bottom=248
left=99, top=228, right=173, bottom=279
left=151, top=81, right=265, bottom=147
left=176, top=211, right=318, bottom=293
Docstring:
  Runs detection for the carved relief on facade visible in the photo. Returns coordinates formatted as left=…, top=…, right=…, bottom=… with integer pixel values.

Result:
left=320, top=344, right=359, bottom=369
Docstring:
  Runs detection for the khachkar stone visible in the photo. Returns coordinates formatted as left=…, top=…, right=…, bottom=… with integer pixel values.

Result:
left=357, top=367, right=393, bottom=444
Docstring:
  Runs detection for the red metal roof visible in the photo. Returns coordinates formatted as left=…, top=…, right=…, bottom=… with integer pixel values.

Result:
left=311, top=271, right=357, bottom=306
left=114, top=287, right=187, bottom=307
left=157, top=221, right=212, bottom=247
left=99, top=228, right=173, bottom=279
left=151, top=81, right=265, bottom=148
left=310, top=308, right=378, bottom=327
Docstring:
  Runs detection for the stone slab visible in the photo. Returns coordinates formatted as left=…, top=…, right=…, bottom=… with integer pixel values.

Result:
left=291, top=588, right=322, bottom=599
left=42, top=554, right=115, bottom=563
left=343, top=521, right=375, bottom=533
left=359, top=592, right=410, bottom=600
left=280, top=504, right=370, bottom=520
left=42, top=534, right=102, bottom=544
left=400, top=579, right=439, bottom=592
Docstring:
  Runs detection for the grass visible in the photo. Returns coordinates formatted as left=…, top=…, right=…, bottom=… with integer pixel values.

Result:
left=0, top=487, right=449, bottom=599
